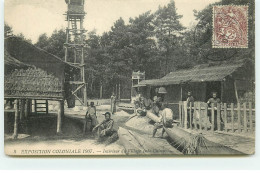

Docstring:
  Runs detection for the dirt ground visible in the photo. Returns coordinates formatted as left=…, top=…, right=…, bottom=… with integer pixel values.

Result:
left=4, top=105, right=132, bottom=156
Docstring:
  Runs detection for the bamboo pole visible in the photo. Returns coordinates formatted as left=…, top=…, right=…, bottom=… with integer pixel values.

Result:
left=243, top=103, right=247, bottom=133
left=249, top=102, right=253, bottom=133
left=231, top=103, right=234, bottom=133
left=13, top=100, right=19, bottom=139
left=217, top=103, right=221, bottom=131
left=211, top=103, right=215, bottom=132
left=224, top=103, right=227, bottom=132
left=237, top=103, right=241, bottom=133
left=199, top=102, right=202, bottom=131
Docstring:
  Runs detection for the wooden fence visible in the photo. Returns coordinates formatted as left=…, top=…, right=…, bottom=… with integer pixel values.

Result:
left=179, top=101, right=255, bottom=134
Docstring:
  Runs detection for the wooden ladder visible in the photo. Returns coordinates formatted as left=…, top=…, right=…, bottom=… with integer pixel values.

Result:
left=34, top=100, right=48, bottom=114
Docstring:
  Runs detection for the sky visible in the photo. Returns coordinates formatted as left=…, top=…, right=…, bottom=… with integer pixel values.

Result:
left=5, top=0, right=220, bottom=43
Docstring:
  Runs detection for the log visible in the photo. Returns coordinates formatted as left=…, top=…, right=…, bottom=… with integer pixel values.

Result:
left=146, top=111, right=160, bottom=123
left=164, top=126, right=244, bottom=155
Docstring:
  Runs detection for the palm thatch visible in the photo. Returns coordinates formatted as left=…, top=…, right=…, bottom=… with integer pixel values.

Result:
left=5, top=67, right=63, bottom=99
left=136, top=62, right=245, bottom=86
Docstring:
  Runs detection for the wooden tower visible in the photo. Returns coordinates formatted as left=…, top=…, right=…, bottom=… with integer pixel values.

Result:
left=64, top=0, right=87, bottom=105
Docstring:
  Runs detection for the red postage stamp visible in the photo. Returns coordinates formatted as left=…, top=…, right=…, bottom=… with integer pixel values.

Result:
left=212, top=5, right=248, bottom=48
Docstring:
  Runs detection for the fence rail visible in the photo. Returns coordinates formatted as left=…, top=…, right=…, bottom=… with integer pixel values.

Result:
left=179, top=101, right=255, bottom=134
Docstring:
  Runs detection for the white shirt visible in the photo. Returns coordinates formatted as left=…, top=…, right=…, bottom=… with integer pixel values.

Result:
left=159, top=108, right=173, bottom=122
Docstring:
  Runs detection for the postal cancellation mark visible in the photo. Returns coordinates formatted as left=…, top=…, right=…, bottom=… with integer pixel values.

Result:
left=212, top=5, right=248, bottom=48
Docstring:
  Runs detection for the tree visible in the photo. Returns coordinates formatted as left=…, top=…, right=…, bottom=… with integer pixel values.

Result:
left=35, top=33, right=49, bottom=50
left=153, top=0, right=185, bottom=75
left=4, top=23, right=13, bottom=37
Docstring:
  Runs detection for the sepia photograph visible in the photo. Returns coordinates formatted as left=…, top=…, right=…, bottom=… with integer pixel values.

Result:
left=3, top=0, right=255, bottom=156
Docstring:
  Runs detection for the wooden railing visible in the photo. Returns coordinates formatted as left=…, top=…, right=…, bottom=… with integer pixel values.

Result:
left=179, top=101, right=255, bottom=134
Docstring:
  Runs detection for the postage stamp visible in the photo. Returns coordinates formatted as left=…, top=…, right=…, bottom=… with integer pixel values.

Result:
left=212, top=5, right=248, bottom=48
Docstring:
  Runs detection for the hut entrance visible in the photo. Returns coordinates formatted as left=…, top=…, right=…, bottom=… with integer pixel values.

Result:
left=206, top=81, right=221, bottom=101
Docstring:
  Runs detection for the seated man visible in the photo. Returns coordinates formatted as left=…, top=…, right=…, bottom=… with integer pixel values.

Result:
left=152, top=103, right=173, bottom=138
left=92, top=112, right=114, bottom=139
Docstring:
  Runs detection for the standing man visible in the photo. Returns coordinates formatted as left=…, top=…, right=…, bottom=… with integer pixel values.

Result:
left=207, top=92, right=221, bottom=130
left=152, top=102, right=174, bottom=138
left=84, top=102, right=98, bottom=133
left=111, top=92, right=116, bottom=114
left=186, top=91, right=194, bottom=128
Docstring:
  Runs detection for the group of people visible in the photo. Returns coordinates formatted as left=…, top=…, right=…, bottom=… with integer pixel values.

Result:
left=83, top=102, right=115, bottom=140
left=186, top=91, right=222, bottom=130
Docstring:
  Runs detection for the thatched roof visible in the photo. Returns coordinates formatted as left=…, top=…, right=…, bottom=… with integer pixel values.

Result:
left=135, top=63, right=245, bottom=87
left=4, top=49, right=30, bottom=69
left=5, top=67, right=63, bottom=100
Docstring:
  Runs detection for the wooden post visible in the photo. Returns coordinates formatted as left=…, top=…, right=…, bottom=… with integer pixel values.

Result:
left=237, top=103, right=241, bottom=133
left=217, top=103, right=221, bottom=131
left=211, top=103, right=215, bottom=132
left=46, top=100, right=49, bottom=114
left=249, top=102, right=253, bottom=133
left=119, top=83, right=121, bottom=100
left=100, top=84, right=103, bottom=99
left=231, top=103, right=234, bottom=133
left=179, top=101, right=182, bottom=127
left=24, top=99, right=29, bottom=119
left=20, top=99, right=25, bottom=121
left=199, top=102, right=202, bottom=131
left=189, top=102, right=192, bottom=129
left=34, top=99, right=37, bottom=114
left=204, top=103, right=208, bottom=131
left=243, top=103, right=247, bottom=133
left=57, top=100, right=64, bottom=134
left=184, top=101, right=188, bottom=129
left=182, top=102, right=185, bottom=128
left=13, top=100, right=19, bottom=139
left=194, top=103, right=197, bottom=130
left=224, top=103, right=227, bottom=132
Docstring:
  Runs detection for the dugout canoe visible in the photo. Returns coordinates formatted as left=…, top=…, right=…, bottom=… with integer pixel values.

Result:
left=118, top=127, right=183, bottom=155
left=164, top=126, right=244, bottom=155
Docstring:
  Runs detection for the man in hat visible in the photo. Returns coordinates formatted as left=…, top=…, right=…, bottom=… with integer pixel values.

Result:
left=186, top=91, right=194, bottom=128
left=152, top=102, right=173, bottom=138
left=84, top=102, right=98, bottom=133
left=92, top=112, right=114, bottom=139
left=207, top=92, right=221, bottom=130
